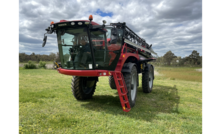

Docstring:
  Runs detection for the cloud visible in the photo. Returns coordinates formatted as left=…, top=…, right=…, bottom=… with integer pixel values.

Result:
left=19, top=34, right=42, bottom=44
left=19, top=0, right=202, bottom=57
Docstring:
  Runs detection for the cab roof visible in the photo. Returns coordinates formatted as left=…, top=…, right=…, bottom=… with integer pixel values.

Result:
left=54, top=20, right=100, bottom=25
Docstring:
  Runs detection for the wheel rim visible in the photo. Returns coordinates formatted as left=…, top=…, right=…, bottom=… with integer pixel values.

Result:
left=149, top=68, right=153, bottom=88
left=131, top=70, right=137, bottom=101
left=82, top=78, right=95, bottom=94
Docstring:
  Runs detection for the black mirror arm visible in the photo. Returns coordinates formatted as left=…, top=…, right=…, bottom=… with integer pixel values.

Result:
left=44, top=33, right=47, bottom=36
left=45, top=26, right=54, bottom=34
left=42, top=33, right=48, bottom=47
left=42, top=26, right=55, bottom=47
left=46, top=30, right=53, bottom=34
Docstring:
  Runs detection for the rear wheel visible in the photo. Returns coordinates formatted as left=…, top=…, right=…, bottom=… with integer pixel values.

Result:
left=109, top=76, right=116, bottom=89
left=71, top=76, right=97, bottom=100
left=142, top=65, right=153, bottom=93
left=123, top=65, right=138, bottom=107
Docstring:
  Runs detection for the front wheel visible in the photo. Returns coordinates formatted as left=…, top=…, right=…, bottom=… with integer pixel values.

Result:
left=71, top=76, right=97, bottom=100
left=123, top=65, right=138, bottom=108
left=109, top=76, right=116, bottom=89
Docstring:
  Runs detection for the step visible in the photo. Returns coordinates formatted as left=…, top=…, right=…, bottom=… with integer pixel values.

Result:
left=120, top=92, right=127, bottom=96
left=123, top=107, right=131, bottom=112
left=121, top=100, right=128, bottom=104
left=124, top=108, right=130, bottom=112
left=115, top=71, right=121, bottom=74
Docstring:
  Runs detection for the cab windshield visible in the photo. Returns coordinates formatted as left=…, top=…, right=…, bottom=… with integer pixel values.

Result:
left=57, top=26, right=123, bottom=70
left=57, top=27, right=93, bottom=69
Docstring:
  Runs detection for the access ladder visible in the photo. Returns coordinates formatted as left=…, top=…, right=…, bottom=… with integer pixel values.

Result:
left=112, top=72, right=131, bottom=112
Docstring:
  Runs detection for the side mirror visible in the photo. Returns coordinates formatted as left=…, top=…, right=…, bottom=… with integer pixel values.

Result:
left=42, top=35, right=47, bottom=47
left=110, top=28, right=118, bottom=44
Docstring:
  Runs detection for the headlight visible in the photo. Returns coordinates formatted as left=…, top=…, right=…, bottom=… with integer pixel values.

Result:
left=71, top=22, right=75, bottom=25
left=51, top=25, right=54, bottom=28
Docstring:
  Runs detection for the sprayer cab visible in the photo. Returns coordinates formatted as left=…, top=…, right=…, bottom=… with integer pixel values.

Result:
left=43, top=15, right=123, bottom=71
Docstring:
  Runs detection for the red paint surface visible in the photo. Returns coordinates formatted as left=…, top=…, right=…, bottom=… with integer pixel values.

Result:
left=58, top=68, right=114, bottom=76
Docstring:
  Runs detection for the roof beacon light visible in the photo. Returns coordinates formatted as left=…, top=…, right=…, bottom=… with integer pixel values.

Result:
left=89, top=15, right=93, bottom=21
left=50, top=21, right=54, bottom=25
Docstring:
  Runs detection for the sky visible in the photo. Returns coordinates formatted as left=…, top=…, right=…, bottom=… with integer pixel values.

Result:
left=19, top=0, right=202, bottom=57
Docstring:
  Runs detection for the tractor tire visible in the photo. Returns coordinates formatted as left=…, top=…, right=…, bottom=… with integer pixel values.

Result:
left=109, top=76, right=116, bottom=89
left=71, top=76, right=97, bottom=100
left=142, top=65, right=153, bottom=93
left=123, top=65, right=138, bottom=108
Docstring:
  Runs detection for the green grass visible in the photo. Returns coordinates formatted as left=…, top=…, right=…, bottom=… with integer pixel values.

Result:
left=19, top=67, right=202, bottom=133
left=19, top=67, right=24, bottom=70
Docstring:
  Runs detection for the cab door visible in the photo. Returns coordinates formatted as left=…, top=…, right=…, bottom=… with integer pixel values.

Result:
left=90, top=26, right=123, bottom=70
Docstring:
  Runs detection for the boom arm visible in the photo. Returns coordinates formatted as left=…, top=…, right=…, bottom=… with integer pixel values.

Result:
left=110, top=22, right=158, bottom=58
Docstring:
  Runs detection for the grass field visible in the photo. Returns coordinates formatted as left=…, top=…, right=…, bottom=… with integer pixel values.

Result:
left=19, top=67, right=202, bottom=133
left=156, top=67, right=202, bottom=82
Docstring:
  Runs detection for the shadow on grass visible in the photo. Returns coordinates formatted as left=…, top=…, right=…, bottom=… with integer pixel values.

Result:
left=81, top=85, right=180, bottom=122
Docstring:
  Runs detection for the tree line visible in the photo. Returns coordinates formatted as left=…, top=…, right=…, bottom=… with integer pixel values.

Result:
left=19, top=50, right=202, bottom=67
left=19, top=52, right=60, bottom=62
left=153, top=50, right=202, bottom=67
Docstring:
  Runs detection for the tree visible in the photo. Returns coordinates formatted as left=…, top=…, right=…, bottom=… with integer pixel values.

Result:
left=49, top=52, right=56, bottom=61
left=179, top=57, right=186, bottom=66
left=56, top=52, right=61, bottom=62
left=155, top=56, right=162, bottom=65
left=171, top=56, right=182, bottom=66
left=30, top=52, right=36, bottom=61
left=188, top=50, right=200, bottom=65
left=163, top=51, right=176, bottom=65
left=19, top=53, right=26, bottom=62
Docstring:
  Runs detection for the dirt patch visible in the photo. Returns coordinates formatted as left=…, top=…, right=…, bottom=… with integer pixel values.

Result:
left=154, top=70, right=162, bottom=76
left=195, top=68, right=202, bottom=72
left=19, top=63, right=24, bottom=67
